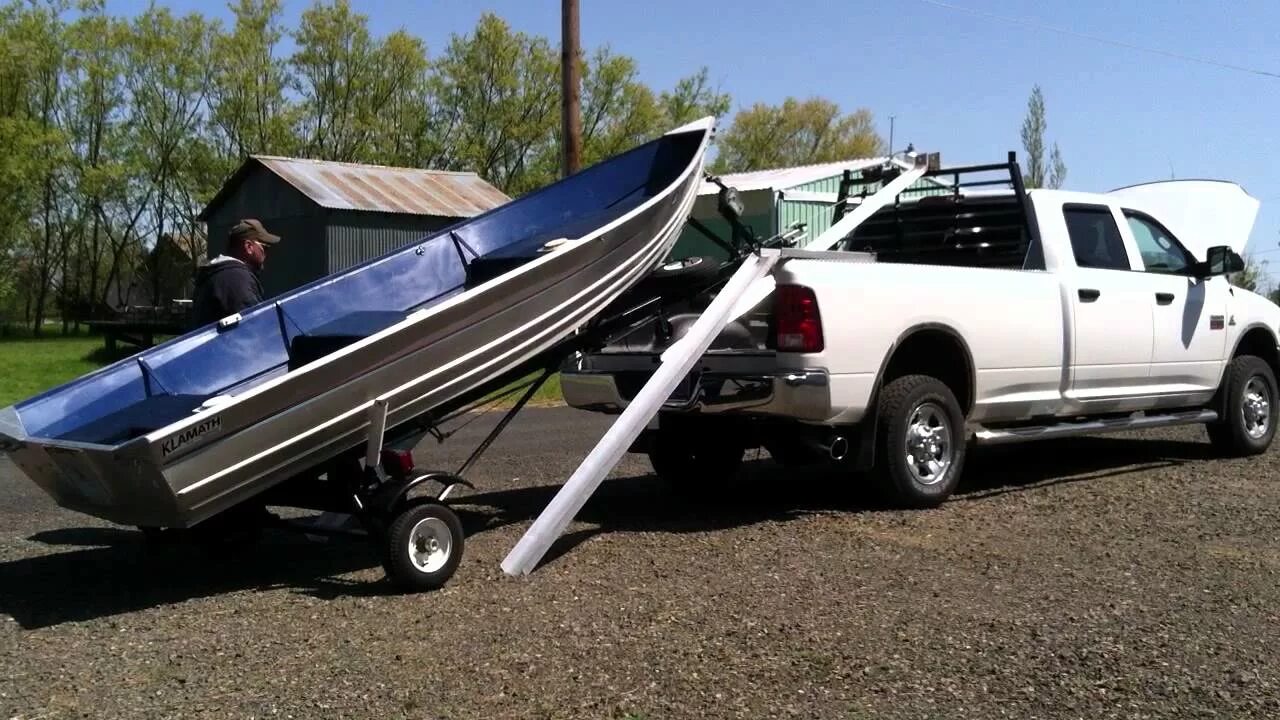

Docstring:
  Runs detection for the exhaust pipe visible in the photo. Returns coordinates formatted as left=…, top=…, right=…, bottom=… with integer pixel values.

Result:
left=800, top=434, right=849, bottom=461
left=828, top=435, right=849, bottom=461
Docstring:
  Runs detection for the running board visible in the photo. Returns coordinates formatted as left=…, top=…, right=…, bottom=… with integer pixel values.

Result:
left=972, top=409, right=1219, bottom=446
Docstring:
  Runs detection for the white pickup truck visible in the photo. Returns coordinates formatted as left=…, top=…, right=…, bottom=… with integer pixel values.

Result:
left=561, top=155, right=1280, bottom=508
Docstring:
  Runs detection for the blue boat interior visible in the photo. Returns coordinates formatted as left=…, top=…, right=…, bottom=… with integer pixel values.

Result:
left=13, top=127, right=705, bottom=447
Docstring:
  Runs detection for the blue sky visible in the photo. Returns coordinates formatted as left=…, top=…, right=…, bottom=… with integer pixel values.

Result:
left=110, top=0, right=1280, bottom=280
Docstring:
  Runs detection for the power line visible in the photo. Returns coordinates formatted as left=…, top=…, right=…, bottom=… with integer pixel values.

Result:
left=914, top=0, right=1280, bottom=80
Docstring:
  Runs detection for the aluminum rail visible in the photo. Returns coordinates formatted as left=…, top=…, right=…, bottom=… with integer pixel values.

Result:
left=501, top=250, right=780, bottom=576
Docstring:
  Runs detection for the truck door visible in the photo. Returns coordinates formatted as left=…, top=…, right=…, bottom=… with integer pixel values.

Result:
left=1119, top=208, right=1229, bottom=395
left=1061, top=204, right=1156, bottom=401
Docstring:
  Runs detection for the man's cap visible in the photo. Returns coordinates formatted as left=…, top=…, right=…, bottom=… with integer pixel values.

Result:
left=229, top=218, right=281, bottom=245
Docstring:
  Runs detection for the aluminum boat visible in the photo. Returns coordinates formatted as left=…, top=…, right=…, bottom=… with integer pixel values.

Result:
left=0, top=117, right=715, bottom=530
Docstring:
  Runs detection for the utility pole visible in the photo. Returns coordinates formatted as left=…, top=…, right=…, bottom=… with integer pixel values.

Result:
left=560, top=0, right=582, bottom=177
left=889, top=115, right=896, bottom=156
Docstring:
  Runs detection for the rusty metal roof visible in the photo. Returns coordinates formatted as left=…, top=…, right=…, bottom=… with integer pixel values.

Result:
left=199, top=155, right=511, bottom=220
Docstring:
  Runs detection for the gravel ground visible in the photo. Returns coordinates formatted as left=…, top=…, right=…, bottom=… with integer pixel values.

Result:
left=2, top=407, right=1279, bottom=719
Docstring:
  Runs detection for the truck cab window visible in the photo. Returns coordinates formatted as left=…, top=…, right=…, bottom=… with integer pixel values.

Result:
left=1123, top=211, right=1193, bottom=274
left=1063, top=206, right=1130, bottom=271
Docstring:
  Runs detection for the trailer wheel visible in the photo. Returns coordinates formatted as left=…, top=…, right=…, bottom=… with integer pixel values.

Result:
left=873, top=374, right=967, bottom=509
left=1208, top=354, right=1278, bottom=456
left=382, top=502, right=464, bottom=592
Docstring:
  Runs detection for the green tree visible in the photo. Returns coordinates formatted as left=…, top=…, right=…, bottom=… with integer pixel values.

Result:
left=122, top=5, right=217, bottom=305
left=291, top=0, right=375, bottom=162
left=362, top=29, right=432, bottom=167
left=61, top=0, right=129, bottom=324
left=209, top=0, right=297, bottom=168
left=1229, top=253, right=1268, bottom=293
left=660, top=67, right=730, bottom=127
left=430, top=12, right=559, bottom=195
left=289, top=0, right=433, bottom=166
left=4, top=0, right=71, bottom=334
left=1020, top=84, right=1066, bottom=189
left=710, top=97, right=883, bottom=173
left=576, top=47, right=663, bottom=166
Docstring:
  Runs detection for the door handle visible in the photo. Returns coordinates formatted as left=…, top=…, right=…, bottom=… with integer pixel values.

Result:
left=1155, top=292, right=1175, bottom=305
left=1078, top=288, right=1101, bottom=302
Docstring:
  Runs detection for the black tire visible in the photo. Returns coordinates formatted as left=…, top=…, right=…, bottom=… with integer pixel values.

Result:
left=649, top=255, right=718, bottom=282
left=648, top=429, right=744, bottom=494
left=873, top=374, right=967, bottom=509
left=1207, top=355, right=1278, bottom=457
left=382, top=502, right=465, bottom=593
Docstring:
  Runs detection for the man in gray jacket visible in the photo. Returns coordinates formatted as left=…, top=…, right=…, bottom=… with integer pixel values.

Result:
left=192, top=219, right=281, bottom=327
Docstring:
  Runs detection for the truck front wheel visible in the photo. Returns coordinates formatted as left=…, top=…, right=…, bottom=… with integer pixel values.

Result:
left=1207, top=355, right=1278, bottom=456
left=873, top=375, right=967, bottom=508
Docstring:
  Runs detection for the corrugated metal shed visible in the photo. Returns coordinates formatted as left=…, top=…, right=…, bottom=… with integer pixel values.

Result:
left=198, top=156, right=511, bottom=297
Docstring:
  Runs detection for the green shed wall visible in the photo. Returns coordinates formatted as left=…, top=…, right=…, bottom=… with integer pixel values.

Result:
left=669, top=189, right=774, bottom=262
left=778, top=176, right=951, bottom=241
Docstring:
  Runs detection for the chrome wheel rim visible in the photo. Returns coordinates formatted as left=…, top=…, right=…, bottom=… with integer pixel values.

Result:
left=1242, top=377, right=1272, bottom=439
left=905, top=402, right=952, bottom=486
left=408, top=517, right=452, bottom=573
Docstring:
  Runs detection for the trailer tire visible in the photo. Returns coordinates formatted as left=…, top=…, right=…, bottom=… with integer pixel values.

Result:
left=382, top=502, right=464, bottom=593
left=1207, top=354, right=1278, bottom=456
left=873, top=374, right=967, bottom=509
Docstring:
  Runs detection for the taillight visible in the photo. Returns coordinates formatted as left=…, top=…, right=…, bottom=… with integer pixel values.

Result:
left=774, top=284, right=824, bottom=353
left=380, top=448, right=415, bottom=478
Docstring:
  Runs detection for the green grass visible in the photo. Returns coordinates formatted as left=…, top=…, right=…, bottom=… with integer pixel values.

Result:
left=0, top=332, right=567, bottom=409
left=481, top=371, right=564, bottom=408
left=0, top=333, right=136, bottom=407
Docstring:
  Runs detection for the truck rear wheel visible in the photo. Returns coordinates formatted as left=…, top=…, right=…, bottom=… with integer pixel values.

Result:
left=873, top=374, right=967, bottom=508
left=648, top=429, right=744, bottom=493
left=1207, top=355, right=1278, bottom=456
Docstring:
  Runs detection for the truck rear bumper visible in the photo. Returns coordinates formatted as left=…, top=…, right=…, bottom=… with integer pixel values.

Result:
left=561, top=362, right=833, bottom=420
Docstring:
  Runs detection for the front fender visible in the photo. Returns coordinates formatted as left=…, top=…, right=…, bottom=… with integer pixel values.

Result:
left=365, top=471, right=473, bottom=518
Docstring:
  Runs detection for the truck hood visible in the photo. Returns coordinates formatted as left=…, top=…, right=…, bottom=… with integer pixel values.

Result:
left=1108, top=180, right=1259, bottom=260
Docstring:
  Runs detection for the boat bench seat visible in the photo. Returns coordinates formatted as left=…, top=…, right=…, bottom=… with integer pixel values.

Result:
left=58, top=393, right=213, bottom=445
left=288, top=310, right=408, bottom=370
left=465, top=193, right=649, bottom=288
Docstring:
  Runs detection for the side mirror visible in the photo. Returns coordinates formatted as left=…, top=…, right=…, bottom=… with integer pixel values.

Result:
left=1202, top=245, right=1245, bottom=277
